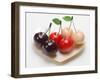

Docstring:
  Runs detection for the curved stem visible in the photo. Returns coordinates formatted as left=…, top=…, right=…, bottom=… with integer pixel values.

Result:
left=57, top=21, right=62, bottom=36
left=48, top=26, right=51, bottom=36
left=72, top=19, right=77, bottom=32
left=45, top=23, right=52, bottom=35
left=68, top=20, right=72, bottom=30
left=59, top=21, right=62, bottom=33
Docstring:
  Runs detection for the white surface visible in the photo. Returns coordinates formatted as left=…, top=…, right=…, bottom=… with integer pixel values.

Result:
left=20, top=5, right=95, bottom=74
left=0, top=0, right=100, bottom=80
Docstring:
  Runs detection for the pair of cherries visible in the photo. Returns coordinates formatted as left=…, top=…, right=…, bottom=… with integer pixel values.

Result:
left=49, top=31, right=74, bottom=53
left=34, top=23, right=57, bottom=57
left=49, top=20, right=74, bottom=53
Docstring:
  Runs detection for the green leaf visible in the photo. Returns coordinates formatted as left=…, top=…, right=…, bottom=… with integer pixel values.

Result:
left=63, top=16, right=73, bottom=21
left=52, top=18, right=61, bottom=25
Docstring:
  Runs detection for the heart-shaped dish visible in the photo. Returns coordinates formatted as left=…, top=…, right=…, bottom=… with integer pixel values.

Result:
left=33, top=42, right=85, bottom=64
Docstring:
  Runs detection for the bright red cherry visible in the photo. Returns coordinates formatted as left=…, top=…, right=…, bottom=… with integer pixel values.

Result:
left=58, top=37, right=75, bottom=53
left=49, top=32, right=63, bottom=44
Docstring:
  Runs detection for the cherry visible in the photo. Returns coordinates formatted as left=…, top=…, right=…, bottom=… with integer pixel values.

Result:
left=34, top=23, right=52, bottom=47
left=34, top=32, right=48, bottom=47
left=42, top=40, right=57, bottom=57
left=61, top=28, right=73, bottom=38
left=49, top=32, right=63, bottom=44
left=72, top=31, right=84, bottom=45
left=58, top=37, right=74, bottom=53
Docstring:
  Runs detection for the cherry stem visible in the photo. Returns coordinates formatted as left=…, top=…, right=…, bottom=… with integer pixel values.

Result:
left=57, top=21, right=62, bottom=36
left=68, top=20, right=72, bottom=30
left=68, top=17, right=77, bottom=32
left=72, top=19, right=77, bottom=32
left=45, top=23, right=52, bottom=35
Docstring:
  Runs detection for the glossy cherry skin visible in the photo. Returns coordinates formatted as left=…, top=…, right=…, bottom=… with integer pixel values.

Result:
left=61, top=28, right=73, bottom=38
left=34, top=32, right=48, bottom=47
left=58, top=37, right=74, bottom=53
left=49, top=32, right=63, bottom=44
left=42, top=40, right=57, bottom=57
left=72, top=31, right=85, bottom=45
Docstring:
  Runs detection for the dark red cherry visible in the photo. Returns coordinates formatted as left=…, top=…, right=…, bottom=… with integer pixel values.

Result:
left=34, top=32, right=48, bottom=47
left=42, top=40, right=57, bottom=57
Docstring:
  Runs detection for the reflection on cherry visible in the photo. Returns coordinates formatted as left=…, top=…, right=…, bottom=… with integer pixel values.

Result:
left=72, top=31, right=85, bottom=45
left=42, top=40, right=57, bottom=57
left=49, top=32, right=63, bottom=44
left=58, top=37, right=74, bottom=53
left=34, top=32, right=48, bottom=47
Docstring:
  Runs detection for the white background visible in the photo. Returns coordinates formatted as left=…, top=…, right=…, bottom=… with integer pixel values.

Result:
left=0, top=0, right=100, bottom=80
